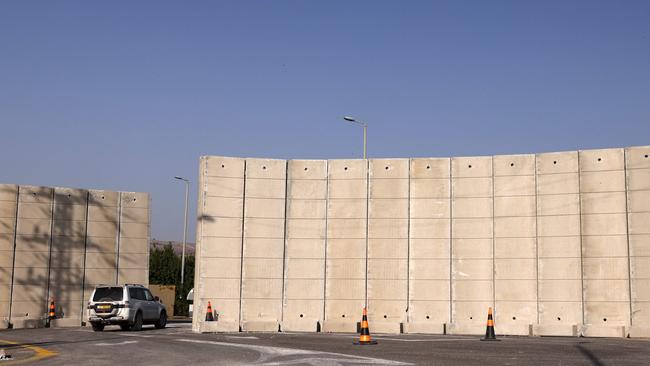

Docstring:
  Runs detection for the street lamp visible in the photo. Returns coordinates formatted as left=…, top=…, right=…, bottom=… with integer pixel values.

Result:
left=343, top=116, right=367, bottom=159
left=174, top=176, right=190, bottom=295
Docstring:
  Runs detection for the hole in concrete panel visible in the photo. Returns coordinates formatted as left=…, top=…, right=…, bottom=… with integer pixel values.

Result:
left=344, top=167, right=348, bottom=171
left=553, top=161, right=557, bottom=165
left=468, top=165, right=472, bottom=168
left=597, top=158, right=602, bottom=162
left=512, top=316, right=516, bottom=320
left=645, top=154, right=648, bottom=158
left=510, top=163, right=514, bottom=167
left=67, top=194, right=71, bottom=198
left=304, top=167, right=308, bottom=171
left=221, top=164, right=225, bottom=168
left=557, top=317, right=561, bottom=321
left=101, top=196, right=105, bottom=199
left=385, top=166, right=389, bottom=170
left=383, top=315, right=387, bottom=319
left=262, top=166, right=267, bottom=170
left=426, top=315, right=430, bottom=319
left=300, top=314, right=303, bottom=318
left=133, top=198, right=136, bottom=202
left=426, top=165, right=430, bottom=169
left=603, top=318, right=607, bottom=322
left=469, top=316, right=473, bottom=320
left=342, top=314, right=345, bottom=318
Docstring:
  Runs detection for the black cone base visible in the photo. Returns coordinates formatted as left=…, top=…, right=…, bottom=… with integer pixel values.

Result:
left=353, top=340, right=378, bottom=345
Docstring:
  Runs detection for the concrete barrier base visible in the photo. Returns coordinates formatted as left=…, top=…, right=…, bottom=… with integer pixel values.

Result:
left=242, top=320, right=279, bottom=332
left=497, top=323, right=533, bottom=336
left=628, top=326, right=650, bottom=338
left=8, top=318, right=46, bottom=329
left=403, top=322, right=445, bottom=334
left=447, top=323, right=485, bottom=335
left=0, top=319, right=9, bottom=329
left=280, top=319, right=319, bottom=332
left=198, top=320, right=239, bottom=333
left=580, top=325, right=626, bottom=338
left=322, top=320, right=356, bottom=333
left=369, top=321, right=401, bottom=334
left=533, top=324, right=578, bottom=337
left=49, top=318, right=82, bottom=328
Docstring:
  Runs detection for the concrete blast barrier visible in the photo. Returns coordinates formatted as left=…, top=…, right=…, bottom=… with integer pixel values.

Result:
left=534, top=151, right=583, bottom=336
left=194, top=146, right=650, bottom=338
left=240, top=159, right=286, bottom=332
left=0, top=184, right=18, bottom=329
left=579, top=149, right=630, bottom=337
left=193, top=157, right=245, bottom=333
left=626, top=146, right=650, bottom=337
left=0, top=184, right=149, bottom=329
left=406, top=158, right=450, bottom=334
left=282, top=160, right=327, bottom=332
left=493, top=154, right=537, bottom=336
left=323, top=160, right=367, bottom=332
left=449, top=157, right=494, bottom=335
left=367, top=159, right=409, bottom=334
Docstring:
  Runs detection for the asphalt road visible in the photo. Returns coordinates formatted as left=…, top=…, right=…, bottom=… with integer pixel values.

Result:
left=1, top=322, right=649, bottom=365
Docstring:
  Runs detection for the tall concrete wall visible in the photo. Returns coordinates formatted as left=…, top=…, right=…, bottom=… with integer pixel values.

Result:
left=282, top=160, right=327, bottom=332
left=0, top=183, right=149, bottom=329
left=194, top=146, right=650, bottom=337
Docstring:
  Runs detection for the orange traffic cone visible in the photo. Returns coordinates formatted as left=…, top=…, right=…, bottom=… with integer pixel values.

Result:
left=480, top=307, right=500, bottom=341
left=48, top=300, right=57, bottom=320
left=205, top=301, right=215, bottom=321
left=354, top=307, right=377, bottom=345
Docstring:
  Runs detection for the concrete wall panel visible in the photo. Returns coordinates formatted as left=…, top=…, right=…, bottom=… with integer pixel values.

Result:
left=536, top=151, right=582, bottom=332
left=324, top=159, right=367, bottom=331
left=408, top=159, right=450, bottom=332
left=193, top=156, right=245, bottom=332
left=282, top=160, right=326, bottom=331
left=493, top=154, right=537, bottom=334
left=0, top=185, right=17, bottom=327
left=450, top=157, right=493, bottom=334
left=626, top=147, right=650, bottom=335
left=367, top=160, right=408, bottom=328
left=11, top=186, right=53, bottom=327
left=579, top=149, right=630, bottom=332
left=241, top=159, right=286, bottom=330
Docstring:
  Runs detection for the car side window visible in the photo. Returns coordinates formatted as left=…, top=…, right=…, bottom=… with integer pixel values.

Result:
left=129, top=288, right=138, bottom=300
left=144, top=290, right=154, bottom=301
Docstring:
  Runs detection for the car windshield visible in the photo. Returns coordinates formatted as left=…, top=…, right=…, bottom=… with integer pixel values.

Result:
left=93, top=287, right=123, bottom=301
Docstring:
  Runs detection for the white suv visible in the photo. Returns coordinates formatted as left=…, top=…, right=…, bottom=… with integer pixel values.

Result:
left=87, top=284, right=167, bottom=331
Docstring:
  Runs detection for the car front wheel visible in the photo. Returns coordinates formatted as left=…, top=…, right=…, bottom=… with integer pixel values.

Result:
left=91, top=322, right=104, bottom=332
left=155, top=311, right=167, bottom=329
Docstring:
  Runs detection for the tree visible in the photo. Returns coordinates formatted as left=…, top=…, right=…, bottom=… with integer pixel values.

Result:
left=149, top=243, right=195, bottom=316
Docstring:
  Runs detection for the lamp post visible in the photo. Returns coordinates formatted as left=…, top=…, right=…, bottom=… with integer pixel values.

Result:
left=174, top=176, right=189, bottom=294
left=343, top=116, right=367, bottom=159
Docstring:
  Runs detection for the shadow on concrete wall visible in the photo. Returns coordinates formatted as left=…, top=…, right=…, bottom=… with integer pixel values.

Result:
left=0, top=185, right=139, bottom=327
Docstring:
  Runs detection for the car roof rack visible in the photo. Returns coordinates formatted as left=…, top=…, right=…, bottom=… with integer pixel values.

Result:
left=124, top=284, right=144, bottom=287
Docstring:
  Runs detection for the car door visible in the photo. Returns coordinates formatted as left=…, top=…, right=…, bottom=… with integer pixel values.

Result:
left=129, top=288, right=145, bottom=319
left=142, top=289, right=158, bottom=320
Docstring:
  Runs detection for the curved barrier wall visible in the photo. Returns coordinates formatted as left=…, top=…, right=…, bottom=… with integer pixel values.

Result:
left=192, top=146, right=650, bottom=337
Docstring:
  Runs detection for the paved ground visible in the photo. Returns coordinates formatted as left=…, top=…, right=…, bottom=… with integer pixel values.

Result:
left=1, top=322, right=649, bottom=365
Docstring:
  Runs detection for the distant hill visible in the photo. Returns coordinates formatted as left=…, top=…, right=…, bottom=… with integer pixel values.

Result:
left=150, top=239, right=196, bottom=256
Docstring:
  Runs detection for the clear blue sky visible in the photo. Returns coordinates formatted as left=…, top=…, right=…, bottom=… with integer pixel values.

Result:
left=1, top=1, right=649, bottom=242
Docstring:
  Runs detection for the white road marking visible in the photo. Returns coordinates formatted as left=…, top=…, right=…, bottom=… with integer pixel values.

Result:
left=94, top=340, right=139, bottom=346
left=175, top=338, right=412, bottom=365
